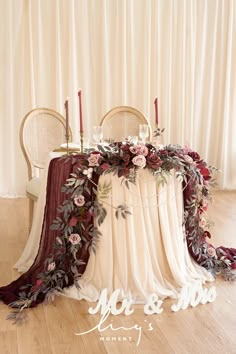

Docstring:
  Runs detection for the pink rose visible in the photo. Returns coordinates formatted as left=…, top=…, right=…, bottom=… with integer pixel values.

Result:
left=129, top=144, right=148, bottom=156
left=88, top=153, right=100, bottom=166
left=183, top=155, right=194, bottom=164
left=199, top=217, right=207, bottom=228
left=48, top=261, right=56, bottom=272
left=202, top=199, right=208, bottom=208
left=74, top=195, right=85, bottom=207
left=207, top=247, right=216, bottom=258
left=199, top=199, right=208, bottom=213
left=69, top=233, right=81, bottom=245
left=132, top=155, right=146, bottom=168
left=129, top=145, right=140, bottom=154
left=137, top=144, right=149, bottom=156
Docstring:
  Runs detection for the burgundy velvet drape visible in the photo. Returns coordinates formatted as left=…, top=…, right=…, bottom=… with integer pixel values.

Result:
left=0, top=155, right=93, bottom=305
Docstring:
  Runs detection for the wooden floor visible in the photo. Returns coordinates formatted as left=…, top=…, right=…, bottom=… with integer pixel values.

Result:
left=0, top=191, right=236, bottom=354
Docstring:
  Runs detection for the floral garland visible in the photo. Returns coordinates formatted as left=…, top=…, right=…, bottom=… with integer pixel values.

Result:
left=8, top=141, right=236, bottom=322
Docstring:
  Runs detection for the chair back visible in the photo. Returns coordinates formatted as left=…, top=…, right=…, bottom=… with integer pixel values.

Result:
left=100, top=106, right=151, bottom=142
left=20, top=108, right=72, bottom=180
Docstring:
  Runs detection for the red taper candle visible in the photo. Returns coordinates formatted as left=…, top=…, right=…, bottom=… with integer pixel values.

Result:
left=154, top=97, right=158, bottom=125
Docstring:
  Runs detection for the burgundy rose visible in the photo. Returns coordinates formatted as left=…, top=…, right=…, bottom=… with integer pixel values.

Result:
left=158, top=149, right=168, bottom=157
left=36, top=279, right=43, bottom=287
left=204, top=230, right=211, bottom=239
left=69, top=216, right=78, bottom=227
left=101, top=163, right=111, bottom=170
left=188, top=151, right=200, bottom=161
left=201, top=168, right=211, bottom=179
left=118, top=167, right=130, bottom=178
left=197, top=161, right=211, bottom=180
left=198, top=167, right=211, bottom=181
left=120, top=144, right=130, bottom=152
left=78, top=210, right=92, bottom=223
left=109, top=155, right=122, bottom=165
left=146, top=153, right=163, bottom=170
left=122, top=153, right=131, bottom=165
left=31, top=278, right=44, bottom=292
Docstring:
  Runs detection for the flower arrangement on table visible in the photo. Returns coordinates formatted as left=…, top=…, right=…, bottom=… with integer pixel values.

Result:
left=7, top=141, right=236, bottom=323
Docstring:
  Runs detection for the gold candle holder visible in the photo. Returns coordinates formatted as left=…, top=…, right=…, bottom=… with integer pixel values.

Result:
left=80, top=131, right=84, bottom=153
left=65, top=133, right=70, bottom=155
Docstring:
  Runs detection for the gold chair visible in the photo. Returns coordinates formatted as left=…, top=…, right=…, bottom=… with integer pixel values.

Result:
left=100, top=106, right=152, bottom=142
left=20, top=108, right=73, bottom=228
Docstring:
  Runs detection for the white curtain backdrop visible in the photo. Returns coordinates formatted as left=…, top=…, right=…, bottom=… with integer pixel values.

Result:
left=0, top=0, right=235, bottom=196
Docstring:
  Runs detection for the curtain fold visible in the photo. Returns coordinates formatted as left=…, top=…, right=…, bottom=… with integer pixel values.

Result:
left=0, top=0, right=235, bottom=195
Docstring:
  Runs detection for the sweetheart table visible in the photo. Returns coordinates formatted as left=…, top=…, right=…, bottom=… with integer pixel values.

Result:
left=0, top=142, right=235, bottom=320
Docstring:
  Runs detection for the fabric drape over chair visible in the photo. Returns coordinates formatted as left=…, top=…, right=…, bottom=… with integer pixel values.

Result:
left=20, top=108, right=72, bottom=225
left=0, top=156, right=93, bottom=305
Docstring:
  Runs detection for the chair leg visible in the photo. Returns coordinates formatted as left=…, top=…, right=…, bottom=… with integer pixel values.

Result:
left=29, top=198, right=34, bottom=232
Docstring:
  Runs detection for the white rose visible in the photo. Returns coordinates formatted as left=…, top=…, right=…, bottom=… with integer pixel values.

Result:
left=83, top=167, right=93, bottom=179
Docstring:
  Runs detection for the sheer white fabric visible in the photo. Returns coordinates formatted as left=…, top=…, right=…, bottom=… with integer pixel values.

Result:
left=63, top=170, right=213, bottom=303
left=0, top=0, right=236, bottom=196
left=13, top=152, right=62, bottom=272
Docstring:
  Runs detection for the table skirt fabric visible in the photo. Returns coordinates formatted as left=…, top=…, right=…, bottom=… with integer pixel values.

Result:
left=63, top=169, right=213, bottom=303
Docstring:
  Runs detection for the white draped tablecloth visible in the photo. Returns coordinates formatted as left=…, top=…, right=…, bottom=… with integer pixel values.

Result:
left=14, top=154, right=213, bottom=302
left=63, top=169, right=213, bottom=303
